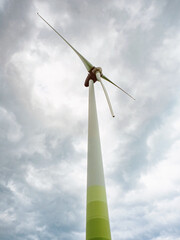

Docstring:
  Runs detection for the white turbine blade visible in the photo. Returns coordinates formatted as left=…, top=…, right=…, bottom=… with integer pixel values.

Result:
left=96, top=72, right=115, bottom=118
left=101, top=74, right=135, bottom=100
left=37, top=13, right=93, bottom=72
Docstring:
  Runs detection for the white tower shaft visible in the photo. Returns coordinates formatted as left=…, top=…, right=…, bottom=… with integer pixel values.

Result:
left=86, top=80, right=111, bottom=240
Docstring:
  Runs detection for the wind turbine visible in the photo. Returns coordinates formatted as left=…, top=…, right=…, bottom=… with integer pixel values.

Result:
left=37, top=13, right=134, bottom=240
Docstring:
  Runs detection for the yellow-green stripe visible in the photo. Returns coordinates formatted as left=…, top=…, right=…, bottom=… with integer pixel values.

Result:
left=87, top=185, right=107, bottom=203
left=87, top=201, right=109, bottom=220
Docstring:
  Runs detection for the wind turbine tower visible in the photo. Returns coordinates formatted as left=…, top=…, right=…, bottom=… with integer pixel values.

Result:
left=37, top=13, right=134, bottom=240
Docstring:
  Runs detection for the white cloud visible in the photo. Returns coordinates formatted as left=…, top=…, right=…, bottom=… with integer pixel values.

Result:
left=152, top=32, right=180, bottom=72
left=0, top=107, right=23, bottom=142
left=0, top=208, right=16, bottom=223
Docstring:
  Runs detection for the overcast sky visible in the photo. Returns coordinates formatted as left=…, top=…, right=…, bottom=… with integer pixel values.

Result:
left=1, top=0, right=180, bottom=239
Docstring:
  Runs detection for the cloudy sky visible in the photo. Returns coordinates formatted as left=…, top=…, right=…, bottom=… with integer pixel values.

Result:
left=1, top=0, right=180, bottom=239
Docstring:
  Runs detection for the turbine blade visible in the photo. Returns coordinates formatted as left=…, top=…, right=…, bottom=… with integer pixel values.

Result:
left=101, top=74, right=135, bottom=100
left=37, top=13, right=94, bottom=72
left=96, top=72, right=115, bottom=117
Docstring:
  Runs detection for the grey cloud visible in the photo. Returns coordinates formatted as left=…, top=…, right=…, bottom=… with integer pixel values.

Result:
left=0, top=0, right=35, bottom=65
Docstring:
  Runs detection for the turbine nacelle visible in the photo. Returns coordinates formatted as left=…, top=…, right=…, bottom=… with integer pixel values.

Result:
left=84, top=67, right=102, bottom=87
